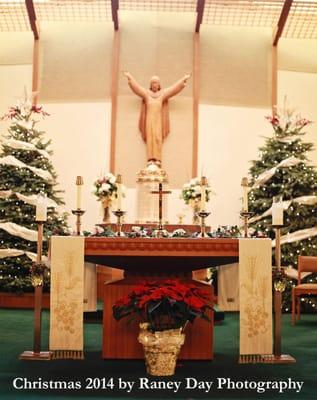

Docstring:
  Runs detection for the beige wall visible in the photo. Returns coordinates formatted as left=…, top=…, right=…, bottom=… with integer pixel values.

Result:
left=198, top=104, right=272, bottom=227
left=39, top=102, right=111, bottom=231
left=279, top=39, right=317, bottom=73
left=200, top=25, right=272, bottom=107
left=38, top=22, right=113, bottom=102
left=278, top=70, right=317, bottom=165
left=0, top=65, right=32, bottom=116
left=1, top=21, right=316, bottom=230
left=0, top=32, right=33, bottom=65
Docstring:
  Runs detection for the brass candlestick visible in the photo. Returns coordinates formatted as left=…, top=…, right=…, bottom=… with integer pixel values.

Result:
left=71, top=209, right=85, bottom=236
left=269, top=224, right=296, bottom=364
left=20, top=221, right=52, bottom=361
left=197, top=210, right=210, bottom=238
left=113, top=210, right=126, bottom=236
left=239, top=211, right=253, bottom=238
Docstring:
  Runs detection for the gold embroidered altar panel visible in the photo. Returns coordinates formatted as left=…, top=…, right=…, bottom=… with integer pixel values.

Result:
left=50, top=236, right=85, bottom=352
left=239, top=239, right=272, bottom=355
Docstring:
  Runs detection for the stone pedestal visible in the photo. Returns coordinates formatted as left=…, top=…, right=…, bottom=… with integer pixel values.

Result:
left=136, top=161, right=169, bottom=224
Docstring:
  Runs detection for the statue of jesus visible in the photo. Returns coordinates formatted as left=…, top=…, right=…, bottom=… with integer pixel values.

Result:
left=123, top=72, right=191, bottom=165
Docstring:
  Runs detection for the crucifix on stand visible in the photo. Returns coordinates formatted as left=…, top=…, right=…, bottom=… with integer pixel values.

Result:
left=151, top=182, right=171, bottom=236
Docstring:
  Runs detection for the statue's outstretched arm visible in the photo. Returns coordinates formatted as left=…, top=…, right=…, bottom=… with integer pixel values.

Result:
left=123, top=71, right=147, bottom=99
left=163, top=74, right=191, bottom=100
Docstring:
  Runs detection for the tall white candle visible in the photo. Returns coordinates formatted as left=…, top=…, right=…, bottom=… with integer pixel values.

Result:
left=241, top=177, right=249, bottom=212
left=36, top=194, right=47, bottom=221
left=76, top=176, right=83, bottom=209
left=117, top=174, right=122, bottom=210
left=200, top=176, right=207, bottom=211
left=272, top=197, right=284, bottom=225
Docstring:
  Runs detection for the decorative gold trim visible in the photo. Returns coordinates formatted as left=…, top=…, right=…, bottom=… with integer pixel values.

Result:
left=51, top=350, right=84, bottom=360
left=239, top=354, right=296, bottom=364
left=136, top=162, right=168, bottom=183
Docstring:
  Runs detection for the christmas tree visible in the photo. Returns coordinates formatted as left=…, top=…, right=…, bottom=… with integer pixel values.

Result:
left=0, top=96, right=68, bottom=293
left=248, top=108, right=317, bottom=312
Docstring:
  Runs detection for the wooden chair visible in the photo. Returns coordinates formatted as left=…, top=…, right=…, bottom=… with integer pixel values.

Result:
left=292, top=256, right=317, bottom=325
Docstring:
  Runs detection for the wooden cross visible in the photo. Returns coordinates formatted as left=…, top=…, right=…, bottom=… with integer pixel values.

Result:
left=151, top=182, right=171, bottom=230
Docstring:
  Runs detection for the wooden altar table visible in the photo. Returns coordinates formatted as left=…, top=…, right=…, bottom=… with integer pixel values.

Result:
left=85, top=237, right=239, bottom=360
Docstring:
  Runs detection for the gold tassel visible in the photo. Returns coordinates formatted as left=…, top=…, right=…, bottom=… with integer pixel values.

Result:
left=50, top=350, right=84, bottom=359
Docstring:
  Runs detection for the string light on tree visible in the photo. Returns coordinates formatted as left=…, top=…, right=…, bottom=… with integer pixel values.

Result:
left=0, top=97, right=68, bottom=293
left=248, top=110, right=317, bottom=312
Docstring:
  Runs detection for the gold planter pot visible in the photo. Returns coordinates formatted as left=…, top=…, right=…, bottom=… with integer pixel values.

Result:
left=138, top=323, right=185, bottom=376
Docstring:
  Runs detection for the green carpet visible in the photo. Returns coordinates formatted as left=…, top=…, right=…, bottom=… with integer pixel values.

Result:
left=0, top=308, right=316, bottom=400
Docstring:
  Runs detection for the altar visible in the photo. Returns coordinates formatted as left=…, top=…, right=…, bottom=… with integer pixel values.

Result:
left=50, top=236, right=273, bottom=362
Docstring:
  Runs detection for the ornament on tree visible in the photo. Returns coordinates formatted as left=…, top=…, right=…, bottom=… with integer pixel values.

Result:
left=248, top=108, right=317, bottom=312
left=0, top=96, right=68, bottom=293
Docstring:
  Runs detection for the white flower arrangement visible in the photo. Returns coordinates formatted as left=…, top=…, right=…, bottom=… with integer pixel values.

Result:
left=181, top=177, right=212, bottom=205
left=151, top=229, right=170, bottom=238
left=93, top=173, right=125, bottom=201
left=171, top=228, right=187, bottom=238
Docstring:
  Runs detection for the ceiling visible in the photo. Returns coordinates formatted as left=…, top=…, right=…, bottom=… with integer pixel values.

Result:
left=0, top=0, right=316, bottom=40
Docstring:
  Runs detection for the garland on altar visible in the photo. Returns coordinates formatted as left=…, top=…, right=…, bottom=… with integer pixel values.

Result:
left=84, top=225, right=256, bottom=239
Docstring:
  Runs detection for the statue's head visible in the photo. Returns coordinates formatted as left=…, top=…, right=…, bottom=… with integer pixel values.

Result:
left=150, top=76, right=161, bottom=92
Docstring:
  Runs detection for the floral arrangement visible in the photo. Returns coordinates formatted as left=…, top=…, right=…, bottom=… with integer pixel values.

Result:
left=208, top=225, right=241, bottom=238
left=113, top=279, right=212, bottom=332
left=30, top=261, right=49, bottom=287
left=83, top=226, right=115, bottom=237
left=265, top=109, right=311, bottom=138
left=181, top=177, right=212, bottom=205
left=151, top=229, right=170, bottom=238
left=1, top=99, right=49, bottom=121
left=30, top=261, right=48, bottom=276
left=93, top=173, right=118, bottom=201
left=171, top=228, right=188, bottom=238
left=272, top=267, right=287, bottom=292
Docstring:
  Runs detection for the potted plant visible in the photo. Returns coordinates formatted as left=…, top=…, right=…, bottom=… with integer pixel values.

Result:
left=113, top=279, right=212, bottom=376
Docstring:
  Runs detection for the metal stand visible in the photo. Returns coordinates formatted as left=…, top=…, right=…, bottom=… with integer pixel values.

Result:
left=266, top=225, right=295, bottom=364
left=71, top=209, right=85, bottom=236
left=112, top=210, right=126, bottom=236
left=239, top=211, right=253, bottom=238
left=20, top=222, right=52, bottom=361
left=197, top=211, right=211, bottom=238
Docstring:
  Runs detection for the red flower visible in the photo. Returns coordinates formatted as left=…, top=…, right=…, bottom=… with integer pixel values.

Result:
left=185, top=295, right=206, bottom=311
left=113, top=279, right=212, bottom=331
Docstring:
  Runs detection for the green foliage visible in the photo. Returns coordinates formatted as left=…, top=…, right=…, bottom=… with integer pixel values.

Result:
left=0, top=99, right=68, bottom=292
left=248, top=111, right=317, bottom=312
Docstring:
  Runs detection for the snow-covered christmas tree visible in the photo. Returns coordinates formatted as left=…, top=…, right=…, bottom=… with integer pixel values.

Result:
left=248, top=108, right=317, bottom=312
left=0, top=96, right=68, bottom=292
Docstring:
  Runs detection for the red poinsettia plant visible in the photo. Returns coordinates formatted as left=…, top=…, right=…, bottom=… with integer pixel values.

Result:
left=113, top=279, right=212, bottom=332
